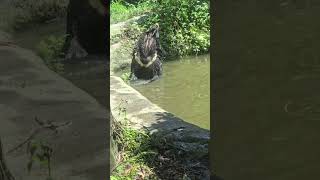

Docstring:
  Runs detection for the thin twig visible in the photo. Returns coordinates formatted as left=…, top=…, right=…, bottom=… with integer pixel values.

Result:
left=6, top=117, right=72, bottom=154
left=6, top=129, right=41, bottom=154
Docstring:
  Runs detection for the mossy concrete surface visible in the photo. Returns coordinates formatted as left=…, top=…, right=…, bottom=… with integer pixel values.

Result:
left=110, top=15, right=147, bottom=75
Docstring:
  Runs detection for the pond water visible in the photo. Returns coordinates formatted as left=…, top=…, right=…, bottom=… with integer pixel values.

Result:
left=214, top=1, right=320, bottom=179
left=131, top=54, right=210, bottom=129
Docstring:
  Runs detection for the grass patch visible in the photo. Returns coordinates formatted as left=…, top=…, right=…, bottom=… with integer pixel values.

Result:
left=111, top=0, right=209, bottom=59
left=111, top=102, right=158, bottom=179
left=110, top=0, right=153, bottom=24
left=120, top=72, right=131, bottom=83
left=111, top=100, right=209, bottom=179
left=140, top=0, right=210, bottom=58
left=35, top=35, right=66, bottom=74
left=27, top=139, right=54, bottom=180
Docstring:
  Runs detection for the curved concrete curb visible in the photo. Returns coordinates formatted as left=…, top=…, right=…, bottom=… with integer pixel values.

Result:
left=110, top=76, right=210, bottom=174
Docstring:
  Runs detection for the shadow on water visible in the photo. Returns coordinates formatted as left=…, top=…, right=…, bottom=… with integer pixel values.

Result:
left=131, top=110, right=211, bottom=179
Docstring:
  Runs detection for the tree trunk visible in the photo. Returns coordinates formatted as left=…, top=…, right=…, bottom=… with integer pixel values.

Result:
left=0, top=138, right=15, bottom=180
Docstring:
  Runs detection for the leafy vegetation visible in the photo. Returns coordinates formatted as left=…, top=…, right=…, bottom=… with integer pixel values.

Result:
left=27, top=139, right=54, bottom=180
left=110, top=0, right=153, bottom=24
left=120, top=72, right=132, bottom=83
left=10, top=0, right=68, bottom=30
left=141, top=0, right=210, bottom=57
left=111, top=100, right=206, bottom=179
left=111, top=0, right=210, bottom=59
left=35, top=35, right=66, bottom=74
left=122, top=22, right=146, bottom=41
left=111, top=101, right=158, bottom=179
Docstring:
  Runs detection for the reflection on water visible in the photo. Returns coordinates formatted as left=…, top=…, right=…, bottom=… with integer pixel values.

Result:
left=131, top=54, right=210, bottom=129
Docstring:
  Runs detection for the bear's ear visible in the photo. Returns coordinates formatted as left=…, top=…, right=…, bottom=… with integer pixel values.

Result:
left=151, top=28, right=159, bottom=38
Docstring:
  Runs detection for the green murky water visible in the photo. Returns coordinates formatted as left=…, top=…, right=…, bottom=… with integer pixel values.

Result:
left=131, top=54, right=210, bottom=129
left=214, top=2, right=320, bottom=179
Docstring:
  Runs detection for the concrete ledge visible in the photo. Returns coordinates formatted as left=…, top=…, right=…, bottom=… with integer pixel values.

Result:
left=110, top=76, right=210, bottom=159
left=0, top=41, right=108, bottom=180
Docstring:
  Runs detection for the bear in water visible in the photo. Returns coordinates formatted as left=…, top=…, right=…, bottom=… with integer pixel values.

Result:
left=130, top=23, right=165, bottom=81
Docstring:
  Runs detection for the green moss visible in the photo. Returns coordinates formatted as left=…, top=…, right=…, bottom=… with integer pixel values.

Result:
left=35, top=35, right=66, bottom=74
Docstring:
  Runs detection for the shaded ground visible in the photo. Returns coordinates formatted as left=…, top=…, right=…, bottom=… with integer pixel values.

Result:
left=0, top=33, right=108, bottom=180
